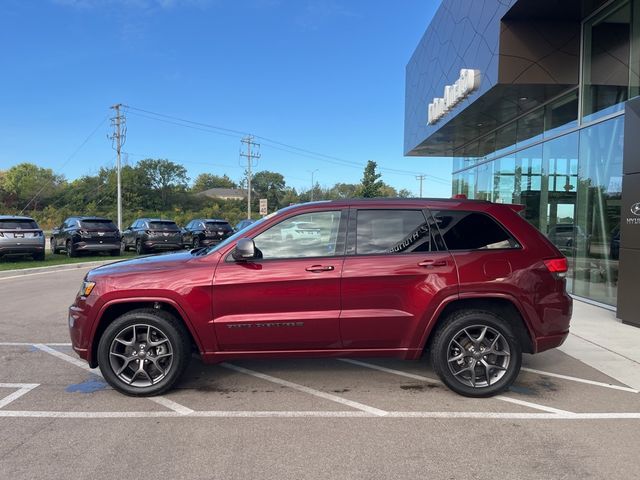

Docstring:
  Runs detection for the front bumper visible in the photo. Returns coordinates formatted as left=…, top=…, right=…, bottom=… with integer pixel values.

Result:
left=68, top=303, right=93, bottom=365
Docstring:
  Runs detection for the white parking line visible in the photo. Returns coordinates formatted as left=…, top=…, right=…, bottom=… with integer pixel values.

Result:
left=521, top=367, right=639, bottom=394
left=31, top=343, right=194, bottom=415
left=0, top=342, right=72, bottom=346
left=0, top=265, right=102, bottom=281
left=222, top=363, right=388, bottom=416
left=0, top=383, right=39, bottom=409
left=1, top=410, right=640, bottom=419
left=339, top=359, right=574, bottom=414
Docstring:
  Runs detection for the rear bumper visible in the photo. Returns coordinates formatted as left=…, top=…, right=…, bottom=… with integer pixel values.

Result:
left=145, top=240, right=183, bottom=250
left=534, top=330, right=569, bottom=353
left=75, top=242, right=120, bottom=252
left=0, top=243, right=45, bottom=255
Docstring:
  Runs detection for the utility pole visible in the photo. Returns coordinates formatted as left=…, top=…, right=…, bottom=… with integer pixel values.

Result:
left=310, top=169, right=319, bottom=201
left=109, top=104, right=127, bottom=231
left=240, top=135, right=260, bottom=219
left=415, top=174, right=426, bottom=198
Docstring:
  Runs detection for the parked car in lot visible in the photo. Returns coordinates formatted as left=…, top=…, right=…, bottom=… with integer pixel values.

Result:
left=280, top=220, right=321, bottom=241
left=121, top=218, right=183, bottom=254
left=0, top=215, right=45, bottom=260
left=69, top=198, right=572, bottom=398
left=234, top=219, right=255, bottom=232
left=182, top=218, right=233, bottom=248
left=51, top=216, right=120, bottom=258
left=547, top=223, right=591, bottom=254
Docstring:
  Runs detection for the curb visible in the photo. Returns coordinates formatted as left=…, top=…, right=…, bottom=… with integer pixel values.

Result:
left=0, top=259, right=117, bottom=279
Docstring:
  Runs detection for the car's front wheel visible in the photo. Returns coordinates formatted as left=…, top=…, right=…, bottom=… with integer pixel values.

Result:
left=97, top=309, right=191, bottom=396
left=430, top=309, right=522, bottom=397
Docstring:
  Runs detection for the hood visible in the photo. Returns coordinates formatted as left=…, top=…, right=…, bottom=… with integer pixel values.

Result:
left=88, top=250, right=197, bottom=278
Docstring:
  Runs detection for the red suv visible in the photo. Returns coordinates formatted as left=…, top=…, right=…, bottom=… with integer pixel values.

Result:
left=68, top=199, right=571, bottom=397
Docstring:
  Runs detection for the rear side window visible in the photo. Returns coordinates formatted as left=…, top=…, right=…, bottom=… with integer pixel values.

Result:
left=431, top=210, right=519, bottom=250
left=0, top=219, right=39, bottom=229
left=149, top=221, right=179, bottom=231
left=355, top=210, right=435, bottom=254
left=80, top=219, right=116, bottom=230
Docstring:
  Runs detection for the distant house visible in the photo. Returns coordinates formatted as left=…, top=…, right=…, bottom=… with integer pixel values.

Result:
left=197, top=188, right=248, bottom=201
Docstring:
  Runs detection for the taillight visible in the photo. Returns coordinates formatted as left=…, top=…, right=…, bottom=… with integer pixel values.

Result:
left=544, top=257, right=568, bottom=277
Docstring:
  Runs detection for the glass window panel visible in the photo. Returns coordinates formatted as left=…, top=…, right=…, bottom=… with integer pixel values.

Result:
left=582, top=1, right=631, bottom=122
left=573, top=116, right=624, bottom=305
left=545, top=90, right=579, bottom=137
left=494, top=121, right=517, bottom=157
left=516, top=108, right=545, bottom=147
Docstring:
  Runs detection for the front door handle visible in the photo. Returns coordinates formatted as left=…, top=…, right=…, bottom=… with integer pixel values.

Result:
left=305, top=265, right=335, bottom=273
left=418, top=259, right=447, bottom=268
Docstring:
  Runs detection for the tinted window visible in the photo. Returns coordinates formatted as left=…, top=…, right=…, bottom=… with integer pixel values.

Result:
left=0, top=219, right=39, bottom=229
left=356, top=210, right=431, bottom=255
left=432, top=210, right=519, bottom=250
left=80, top=219, right=116, bottom=230
left=149, top=221, right=179, bottom=231
left=254, top=211, right=342, bottom=259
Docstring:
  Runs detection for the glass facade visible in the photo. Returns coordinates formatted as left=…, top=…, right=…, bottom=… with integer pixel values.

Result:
left=452, top=0, right=636, bottom=306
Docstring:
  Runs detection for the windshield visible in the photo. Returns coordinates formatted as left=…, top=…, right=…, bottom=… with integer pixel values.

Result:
left=0, top=219, right=39, bottom=229
left=80, top=219, right=116, bottom=230
left=149, top=221, right=179, bottom=231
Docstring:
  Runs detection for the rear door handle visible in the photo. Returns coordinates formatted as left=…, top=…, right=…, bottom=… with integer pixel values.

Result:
left=305, top=265, right=335, bottom=273
left=418, top=259, right=447, bottom=268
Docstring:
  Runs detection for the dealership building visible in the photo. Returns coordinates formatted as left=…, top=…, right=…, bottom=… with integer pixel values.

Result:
left=405, top=0, right=640, bottom=326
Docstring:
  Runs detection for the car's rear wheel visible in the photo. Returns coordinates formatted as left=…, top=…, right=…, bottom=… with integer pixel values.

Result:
left=66, top=240, right=77, bottom=258
left=120, top=240, right=127, bottom=253
left=136, top=240, right=146, bottom=255
left=110, top=248, right=120, bottom=256
left=97, top=309, right=191, bottom=396
left=430, top=309, right=521, bottom=397
left=33, top=251, right=45, bottom=261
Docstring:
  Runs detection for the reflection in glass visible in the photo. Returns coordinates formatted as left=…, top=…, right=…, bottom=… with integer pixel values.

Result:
left=582, top=0, right=631, bottom=122
left=254, top=211, right=342, bottom=259
left=573, top=116, right=623, bottom=305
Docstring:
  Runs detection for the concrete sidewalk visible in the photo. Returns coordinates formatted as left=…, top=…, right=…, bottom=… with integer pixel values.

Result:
left=560, top=299, right=640, bottom=390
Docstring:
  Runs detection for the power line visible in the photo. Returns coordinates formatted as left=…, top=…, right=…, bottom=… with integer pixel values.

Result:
left=124, top=105, right=451, bottom=184
left=19, top=115, right=110, bottom=214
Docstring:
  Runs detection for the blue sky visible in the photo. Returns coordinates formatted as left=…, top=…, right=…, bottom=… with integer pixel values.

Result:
left=0, top=0, right=450, bottom=197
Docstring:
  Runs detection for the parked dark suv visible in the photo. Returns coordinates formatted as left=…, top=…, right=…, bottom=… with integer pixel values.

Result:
left=69, top=199, right=572, bottom=398
left=182, top=218, right=233, bottom=248
left=51, top=217, right=120, bottom=257
left=121, top=218, right=183, bottom=254
left=0, top=215, right=45, bottom=260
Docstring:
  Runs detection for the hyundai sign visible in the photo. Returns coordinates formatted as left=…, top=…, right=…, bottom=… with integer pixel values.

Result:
left=427, top=69, right=481, bottom=125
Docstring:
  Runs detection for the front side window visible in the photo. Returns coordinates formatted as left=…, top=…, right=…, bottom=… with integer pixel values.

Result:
left=253, top=211, right=342, bottom=259
left=355, top=209, right=432, bottom=255
left=432, top=210, right=519, bottom=250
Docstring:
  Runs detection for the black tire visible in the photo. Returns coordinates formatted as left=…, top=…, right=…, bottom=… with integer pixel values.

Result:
left=120, top=240, right=128, bottom=253
left=110, top=249, right=120, bottom=257
left=33, top=251, right=45, bottom=261
left=51, top=239, right=59, bottom=254
left=97, top=309, right=191, bottom=396
left=66, top=240, right=78, bottom=258
left=192, top=236, right=201, bottom=249
left=430, top=309, right=522, bottom=398
left=136, top=239, right=146, bottom=255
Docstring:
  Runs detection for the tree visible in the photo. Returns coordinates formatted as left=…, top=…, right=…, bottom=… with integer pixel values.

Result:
left=252, top=170, right=286, bottom=211
left=192, top=173, right=236, bottom=192
left=137, top=159, right=189, bottom=209
left=0, top=163, right=65, bottom=211
left=359, top=160, right=383, bottom=198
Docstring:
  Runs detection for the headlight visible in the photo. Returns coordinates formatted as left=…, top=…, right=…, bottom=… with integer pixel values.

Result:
left=79, top=281, right=96, bottom=298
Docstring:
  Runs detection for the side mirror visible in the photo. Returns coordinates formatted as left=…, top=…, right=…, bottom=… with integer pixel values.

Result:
left=233, top=238, right=256, bottom=261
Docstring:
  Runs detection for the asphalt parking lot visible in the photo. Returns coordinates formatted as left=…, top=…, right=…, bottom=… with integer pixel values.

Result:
left=1, top=265, right=640, bottom=479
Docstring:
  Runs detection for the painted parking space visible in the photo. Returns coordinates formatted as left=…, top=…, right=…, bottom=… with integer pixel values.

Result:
left=0, top=342, right=639, bottom=420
